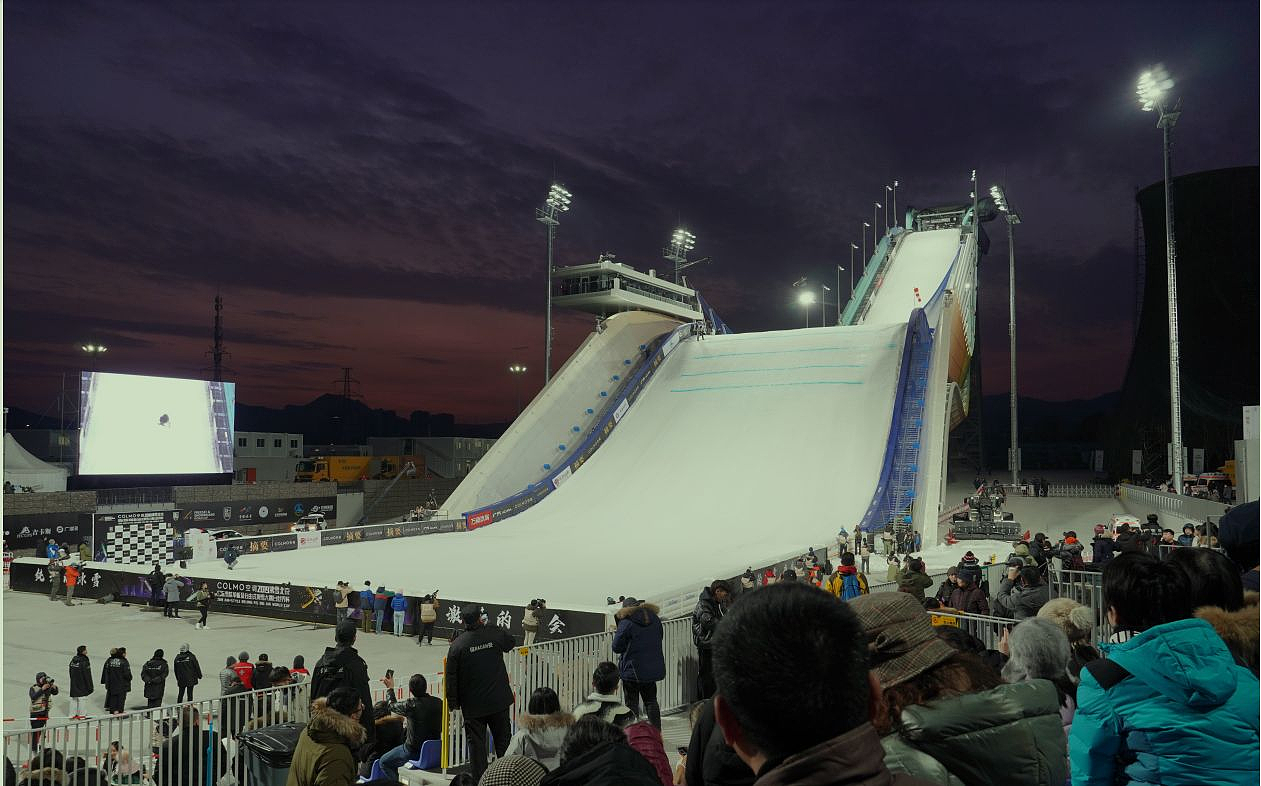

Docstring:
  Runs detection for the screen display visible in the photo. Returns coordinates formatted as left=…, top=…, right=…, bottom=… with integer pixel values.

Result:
left=78, top=372, right=236, bottom=475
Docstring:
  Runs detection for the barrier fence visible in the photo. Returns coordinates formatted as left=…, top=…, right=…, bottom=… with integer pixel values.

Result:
left=3, top=682, right=310, bottom=786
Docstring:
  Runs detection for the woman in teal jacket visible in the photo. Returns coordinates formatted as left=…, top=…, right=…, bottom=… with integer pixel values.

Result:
left=1071, top=554, right=1260, bottom=785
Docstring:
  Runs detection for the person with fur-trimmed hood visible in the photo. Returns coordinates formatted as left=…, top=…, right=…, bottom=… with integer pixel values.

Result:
left=503, top=686, right=574, bottom=770
left=285, top=687, right=365, bottom=786
left=611, top=597, right=665, bottom=728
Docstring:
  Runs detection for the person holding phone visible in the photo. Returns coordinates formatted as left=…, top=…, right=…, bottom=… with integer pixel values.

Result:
left=379, top=672, right=443, bottom=781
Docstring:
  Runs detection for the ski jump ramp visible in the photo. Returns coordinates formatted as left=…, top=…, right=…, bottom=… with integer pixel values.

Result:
left=205, top=224, right=979, bottom=613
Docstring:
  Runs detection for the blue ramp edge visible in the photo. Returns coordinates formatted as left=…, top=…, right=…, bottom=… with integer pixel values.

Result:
left=857, top=308, right=934, bottom=536
left=462, top=322, right=694, bottom=529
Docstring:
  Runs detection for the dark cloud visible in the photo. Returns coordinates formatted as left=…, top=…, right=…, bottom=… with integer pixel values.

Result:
left=3, top=0, right=1256, bottom=418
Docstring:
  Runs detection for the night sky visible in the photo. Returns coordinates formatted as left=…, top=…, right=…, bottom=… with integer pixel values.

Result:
left=5, top=1, right=1257, bottom=423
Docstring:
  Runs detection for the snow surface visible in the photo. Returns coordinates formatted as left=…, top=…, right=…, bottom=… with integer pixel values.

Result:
left=190, top=323, right=907, bottom=611
left=861, top=229, right=962, bottom=325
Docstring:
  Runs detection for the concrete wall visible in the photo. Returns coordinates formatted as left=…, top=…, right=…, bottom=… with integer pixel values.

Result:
left=2, top=490, right=97, bottom=515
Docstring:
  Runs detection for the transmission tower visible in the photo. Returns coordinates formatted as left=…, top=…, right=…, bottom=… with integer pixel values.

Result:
left=335, top=368, right=363, bottom=399
left=206, top=293, right=232, bottom=382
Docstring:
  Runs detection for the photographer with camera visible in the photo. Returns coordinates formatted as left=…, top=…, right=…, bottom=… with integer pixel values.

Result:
left=523, top=599, right=546, bottom=645
left=994, top=564, right=1050, bottom=621
left=28, top=672, right=58, bottom=747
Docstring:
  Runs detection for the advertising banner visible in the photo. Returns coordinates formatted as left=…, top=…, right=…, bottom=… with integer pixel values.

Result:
left=296, top=531, right=322, bottom=549
left=9, top=559, right=605, bottom=639
left=175, top=497, right=337, bottom=530
left=3, top=512, right=92, bottom=550
left=467, top=509, right=493, bottom=530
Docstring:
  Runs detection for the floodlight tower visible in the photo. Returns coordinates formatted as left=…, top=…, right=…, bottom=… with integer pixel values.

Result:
left=536, top=182, right=572, bottom=384
left=835, top=265, right=845, bottom=324
left=873, top=202, right=883, bottom=244
left=508, top=364, right=528, bottom=416
left=990, top=184, right=1022, bottom=486
left=797, top=289, right=816, bottom=328
left=848, top=243, right=857, bottom=296
left=663, top=227, right=698, bottom=283
left=861, top=221, right=870, bottom=269
left=888, top=180, right=899, bottom=228
left=81, top=343, right=108, bottom=372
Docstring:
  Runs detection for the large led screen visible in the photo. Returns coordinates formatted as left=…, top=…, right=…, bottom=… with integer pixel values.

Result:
left=78, top=372, right=236, bottom=475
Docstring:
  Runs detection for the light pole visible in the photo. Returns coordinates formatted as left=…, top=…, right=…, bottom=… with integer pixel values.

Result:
left=889, top=180, right=899, bottom=228
left=508, top=364, right=528, bottom=416
left=849, top=243, right=857, bottom=295
left=969, top=170, right=978, bottom=237
left=873, top=203, right=882, bottom=245
left=990, top=184, right=1022, bottom=486
left=797, top=289, right=816, bottom=328
left=81, top=343, right=108, bottom=372
left=861, top=221, right=870, bottom=269
left=535, top=182, right=572, bottom=384
left=1137, top=64, right=1184, bottom=492
left=835, top=265, right=845, bottom=324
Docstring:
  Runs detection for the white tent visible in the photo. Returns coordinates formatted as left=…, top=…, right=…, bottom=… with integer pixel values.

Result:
left=4, top=433, right=69, bottom=492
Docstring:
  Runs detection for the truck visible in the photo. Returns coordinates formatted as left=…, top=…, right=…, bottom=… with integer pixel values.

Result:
left=294, top=455, right=422, bottom=483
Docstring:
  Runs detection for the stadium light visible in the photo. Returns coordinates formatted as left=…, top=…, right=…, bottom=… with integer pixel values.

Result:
left=1136, top=64, right=1185, bottom=491
left=889, top=180, right=899, bottom=229
left=81, top=343, right=108, bottom=371
left=990, top=183, right=1023, bottom=486
left=664, top=227, right=699, bottom=283
left=536, top=182, right=573, bottom=384
left=862, top=221, right=871, bottom=269
left=508, top=364, right=528, bottom=416
left=797, top=289, right=816, bottom=328
left=873, top=203, right=883, bottom=244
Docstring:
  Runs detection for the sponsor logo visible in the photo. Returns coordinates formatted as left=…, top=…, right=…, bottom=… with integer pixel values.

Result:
left=467, top=509, right=493, bottom=530
left=258, top=506, right=270, bottom=519
left=223, top=507, right=233, bottom=521
left=294, top=503, right=305, bottom=515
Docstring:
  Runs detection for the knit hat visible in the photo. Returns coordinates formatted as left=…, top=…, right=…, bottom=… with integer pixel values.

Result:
left=478, top=755, right=547, bottom=786
left=849, top=592, right=956, bottom=689
left=960, top=551, right=980, bottom=567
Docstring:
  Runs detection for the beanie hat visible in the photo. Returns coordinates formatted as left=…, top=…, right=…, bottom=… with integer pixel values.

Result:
left=1218, top=501, right=1259, bottom=571
left=478, top=755, right=547, bottom=786
left=960, top=551, right=979, bottom=567
left=849, top=593, right=957, bottom=689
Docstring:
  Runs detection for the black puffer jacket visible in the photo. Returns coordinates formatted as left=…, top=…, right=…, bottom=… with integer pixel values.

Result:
left=881, top=680, right=1067, bottom=786
left=69, top=654, right=94, bottom=698
left=101, top=654, right=132, bottom=694
left=445, top=623, right=515, bottom=718
left=141, top=657, right=169, bottom=701
left=691, top=588, right=724, bottom=650
left=174, top=651, right=202, bottom=688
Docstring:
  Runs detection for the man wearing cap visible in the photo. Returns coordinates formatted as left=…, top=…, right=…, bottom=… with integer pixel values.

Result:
left=947, top=564, right=989, bottom=615
left=711, top=582, right=937, bottom=786
left=446, top=604, right=515, bottom=782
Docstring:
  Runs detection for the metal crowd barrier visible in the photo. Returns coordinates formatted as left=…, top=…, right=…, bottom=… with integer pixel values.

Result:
left=3, top=681, right=310, bottom=786
left=927, top=610, right=1011, bottom=649
left=1046, top=484, right=1116, bottom=498
left=1049, top=568, right=1113, bottom=640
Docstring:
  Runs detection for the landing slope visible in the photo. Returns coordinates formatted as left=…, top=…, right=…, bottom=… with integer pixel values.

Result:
left=197, top=323, right=906, bottom=610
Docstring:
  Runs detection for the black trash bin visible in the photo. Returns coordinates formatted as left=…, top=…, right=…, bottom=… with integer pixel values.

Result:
left=237, top=723, right=305, bottom=786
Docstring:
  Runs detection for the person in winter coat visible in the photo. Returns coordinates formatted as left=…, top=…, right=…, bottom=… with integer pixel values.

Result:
left=334, top=581, right=351, bottom=625
left=504, top=687, right=574, bottom=771
left=446, top=605, right=514, bottom=781
left=68, top=645, right=93, bottom=718
left=1071, top=552, right=1260, bottom=785
left=147, top=563, right=166, bottom=607
left=389, top=589, right=406, bottom=636
left=359, top=582, right=375, bottom=634
left=684, top=699, right=754, bottom=786
left=377, top=673, right=443, bottom=780
left=371, top=586, right=392, bottom=635
left=624, top=721, right=673, bottom=786
left=611, top=598, right=665, bottom=728
left=253, top=654, right=274, bottom=691
left=572, top=662, right=637, bottom=728
left=709, top=584, right=937, bottom=786
left=219, top=656, right=238, bottom=693
left=291, top=655, right=310, bottom=682
left=285, top=689, right=365, bottom=786
left=311, top=622, right=375, bottom=758
left=1006, top=541, right=1037, bottom=567
left=826, top=552, right=870, bottom=600
left=1002, top=618, right=1079, bottom=745
left=947, top=566, right=990, bottom=615
left=691, top=581, right=729, bottom=701
left=522, top=599, right=542, bottom=645
left=1089, top=524, right=1115, bottom=569
left=219, top=673, right=249, bottom=739
left=849, top=592, right=1068, bottom=786
left=63, top=562, right=81, bottom=606
left=885, top=554, right=901, bottom=583
left=141, top=649, right=169, bottom=708
left=1052, top=532, right=1086, bottom=571
left=994, top=566, right=1051, bottom=621
left=188, top=583, right=213, bottom=629
left=162, top=576, right=183, bottom=618
left=1177, top=523, right=1196, bottom=548
left=78, top=542, right=91, bottom=563
left=418, top=593, right=439, bottom=645
left=173, top=644, right=201, bottom=703
left=1037, top=598, right=1101, bottom=677
left=101, top=647, right=132, bottom=714
left=897, top=558, right=934, bottom=601
left=1112, top=523, right=1143, bottom=555
left=48, top=557, right=63, bottom=602
left=231, top=652, right=255, bottom=690
left=153, top=706, right=226, bottom=786
left=28, top=672, right=59, bottom=747
left=934, top=567, right=959, bottom=605
left=541, top=716, right=662, bottom=785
